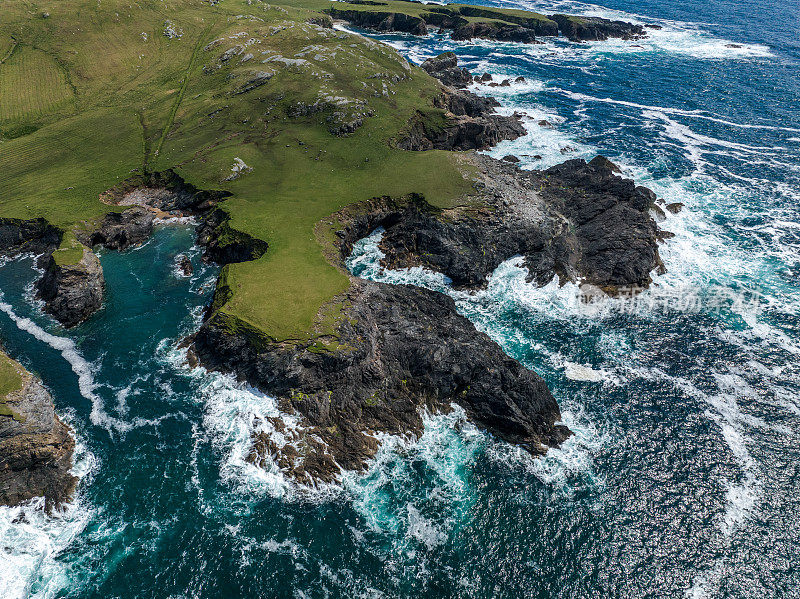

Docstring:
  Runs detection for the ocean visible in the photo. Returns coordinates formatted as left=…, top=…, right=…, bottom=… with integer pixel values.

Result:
left=1, top=0, right=799, bottom=597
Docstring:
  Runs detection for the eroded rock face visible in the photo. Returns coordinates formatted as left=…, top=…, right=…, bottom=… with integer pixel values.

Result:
left=0, top=217, right=61, bottom=257
left=452, top=22, right=539, bottom=43
left=549, top=14, right=646, bottom=42
left=36, top=249, right=105, bottom=328
left=0, top=358, right=76, bottom=511
left=399, top=54, right=526, bottom=151
left=195, top=208, right=269, bottom=264
left=78, top=206, right=155, bottom=251
left=194, top=279, right=570, bottom=482
left=420, top=52, right=472, bottom=88
left=378, top=154, right=663, bottom=291
left=327, top=9, right=428, bottom=36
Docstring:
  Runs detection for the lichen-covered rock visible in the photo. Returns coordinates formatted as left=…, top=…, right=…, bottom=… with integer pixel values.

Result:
left=36, top=248, right=104, bottom=328
left=1, top=355, right=76, bottom=511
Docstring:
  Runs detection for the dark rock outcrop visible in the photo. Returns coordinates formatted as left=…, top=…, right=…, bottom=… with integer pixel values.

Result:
left=327, top=8, right=428, bottom=36
left=1, top=355, right=76, bottom=511
left=400, top=54, right=526, bottom=151
left=78, top=206, right=155, bottom=251
left=420, top=52, right=472, bottom=88
left=378, top=155, right=663, bottom=291
left=0, top=217, right=61, bottom=257
left=549, top=14, right=645, bottom=42
left=195, top=208, right=269, bottom=264
left=101, top=169, right=230, bottom=215
left=36, top=249, right=104, bottom=328
left=398, top=108, right=525, bottom=151
left=451, top=21, right=539, bottom=43
left=194, top=279, right=570, bottom=481
left=328, top=4, right=645, bottom=45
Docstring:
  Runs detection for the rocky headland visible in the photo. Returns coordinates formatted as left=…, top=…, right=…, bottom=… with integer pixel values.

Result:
left=329, top=2, right=646, bottom=44
left=0, top=350, right=76, bottom=511
left=0, top=16, right=668, bottom=491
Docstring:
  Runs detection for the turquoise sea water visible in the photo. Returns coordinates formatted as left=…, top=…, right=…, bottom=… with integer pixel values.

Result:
left=2, top=1, right=800, bottom=597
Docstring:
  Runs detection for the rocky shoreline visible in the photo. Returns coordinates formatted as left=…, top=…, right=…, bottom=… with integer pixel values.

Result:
left=329, top=2, right=647, bottom=44
left=0, top=48, right=669, bottom=493
left=0, top=351, right=77, bottom=511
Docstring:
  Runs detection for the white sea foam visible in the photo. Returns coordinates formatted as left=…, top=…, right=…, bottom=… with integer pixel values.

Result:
left=0, top=296, right=168, bottom=434
left=0, top=436, right=96, bottom=599
left=0, top=297, right=126, bottom=433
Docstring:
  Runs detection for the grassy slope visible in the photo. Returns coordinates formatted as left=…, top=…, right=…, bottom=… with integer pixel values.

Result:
left=0, top=0, right=513, bottom=342
left=0, top=350, right=25, bottom=420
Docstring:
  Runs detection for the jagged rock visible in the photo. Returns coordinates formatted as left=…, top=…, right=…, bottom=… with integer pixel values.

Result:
left=549, top=14, right=645, bottom=42
left=327, top=9, right=428, bottom=36
left=502, top=155, right=521, bottom=163
left=420, top=52, right=472, bottom=88
left=479, top=73, right=492, bottom=82
left=0, top=217, right=61, bottom=257
left=399, top=56, right=526, bottom=151
left=101, top=169, right=230, bottom=215
left=378, top=154, right=663, bottom=291
left=398, top=110, right=525, bottom=151
left=452, top=21, right=539, bottom=43
left=78, top=206, right=155, bottom=251
left=666, top=202, right=684, bottom=214
left=177, top=254, right=193, bottom=276
left=36, top=248, right=104, bottom=328
left=1, top=353, right=77, bottom=511
left=194, top=278, right=570, bottom=482
left=195, top=208, right=268, bottom=264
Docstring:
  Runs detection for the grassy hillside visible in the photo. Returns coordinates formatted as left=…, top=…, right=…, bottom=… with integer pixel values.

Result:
left=0, top=0, right=480, bottom=342
left=0, top=350, right=24, bottom=420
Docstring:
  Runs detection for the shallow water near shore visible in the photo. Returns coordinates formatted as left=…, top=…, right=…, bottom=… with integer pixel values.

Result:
left=2, top=0, right=800, bottom=597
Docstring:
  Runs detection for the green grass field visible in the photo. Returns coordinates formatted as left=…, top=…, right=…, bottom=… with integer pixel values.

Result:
left=1, top=0, right=545, bottom=342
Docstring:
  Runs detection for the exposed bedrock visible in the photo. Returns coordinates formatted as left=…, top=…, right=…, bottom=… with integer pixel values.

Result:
left=329, top=4, right=646, bottom=44
left=77, top=206, right=155, bottom=251
left=549, top=14, right=646, bottom=42
left=451, top=21, right=539, bottom=44
left=1, top=354, right=77, bottom=511
left=327, top=8, right=428, bottom=36
left=194, top=278, right=570, bottom=482
left=195, top=208, right=269, bottom=264
left=379, top=154, right=664, bottom=290
left=420, top=51, right=473, bottom=88
left=0, top=217, right=61, bottom=257
left=399, top=54, right=525, bottom=151
left=36, top=249, right=105, bottom=328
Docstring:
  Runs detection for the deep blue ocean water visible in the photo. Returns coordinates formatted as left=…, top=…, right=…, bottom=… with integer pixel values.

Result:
left=2, top=1, right=800, bottom=597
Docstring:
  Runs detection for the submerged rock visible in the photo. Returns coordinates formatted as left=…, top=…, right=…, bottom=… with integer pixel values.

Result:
left=177, top=254, right=193, bottom=277
left=36, top=248, right=104, bottom=328
left=0, top=353, right=76, bottom=511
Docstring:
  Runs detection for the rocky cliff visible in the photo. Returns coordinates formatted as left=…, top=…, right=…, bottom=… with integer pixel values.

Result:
left=1, top=351, right=76, bottom=511
left=36, top=248, right=105, bottom=329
